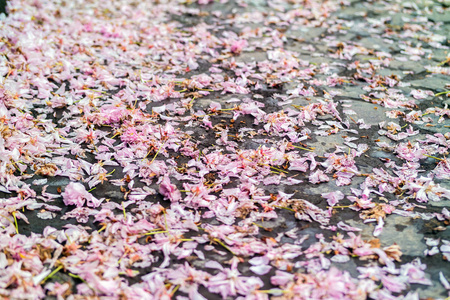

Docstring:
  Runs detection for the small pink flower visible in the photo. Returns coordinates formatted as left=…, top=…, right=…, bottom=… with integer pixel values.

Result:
left=230, top=40, right=248, bottom=54
left=309, top=170, right=329, bottom=184
left=62, top=182, right=102, bottom=208
left=410, top=89, right=433, bottom=100
left=159, top=176, right=181, bottom=202
left=183, top=182, right=216, bottom=207
left=322, top=191, right=344, bottom=207
left=121, top=127, right=140, bottom=144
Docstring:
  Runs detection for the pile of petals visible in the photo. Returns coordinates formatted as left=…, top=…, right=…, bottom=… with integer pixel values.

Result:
left=0, top=0, right=449, bottom=299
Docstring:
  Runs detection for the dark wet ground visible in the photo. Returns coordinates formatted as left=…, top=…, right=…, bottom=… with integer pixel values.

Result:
left=1, top=0, right=450, bottom=299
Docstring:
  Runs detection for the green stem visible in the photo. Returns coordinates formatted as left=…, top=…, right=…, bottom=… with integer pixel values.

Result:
left=270, top=166, right=288, bottom=174
left=435, top=90, right=450, bottom=96
left=97, top=225, right=106, bottom=233
left=273, top=205, right=295, bottom=212
left=12, top=212, right=19, bottom=234
left=41, top=265, right=63, bottom=284
left=122, top=202, right=127, bottom=221
left=292, top=145, right=314, bottom=152
left=142, top=141, right=166, bottom=162
left=146, top=228, right=166, bottom=232
left=252, top=222, right=264, bottom=228
left=436, top=59, right=449, bottom=67
left=423, top=154, right=444, bottom=161
left=85, top=88, right=107, bottom=94
left=171, top=284, right=180, bottom=296
left=329, top=205, right=353, bottom=209
left=150, top=141, right=166, bottom=164
left=0, top=214, right=14, bottom=226
left=258, top=289, right=286, bottom=295
left=68, top=273, right=95, bottom=291
left=213, top=238, right=236, bottom=256
left=144, top=230, right=168, bottom=235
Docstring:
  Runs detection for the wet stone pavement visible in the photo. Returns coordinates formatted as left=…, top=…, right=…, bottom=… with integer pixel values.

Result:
left=0, top=0, right=449, bottom=299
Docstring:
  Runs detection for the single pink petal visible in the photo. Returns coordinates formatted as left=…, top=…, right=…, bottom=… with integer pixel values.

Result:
left=250, top=265, right=272, bottom=275
left=322, top=191, right=344, bottom=207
